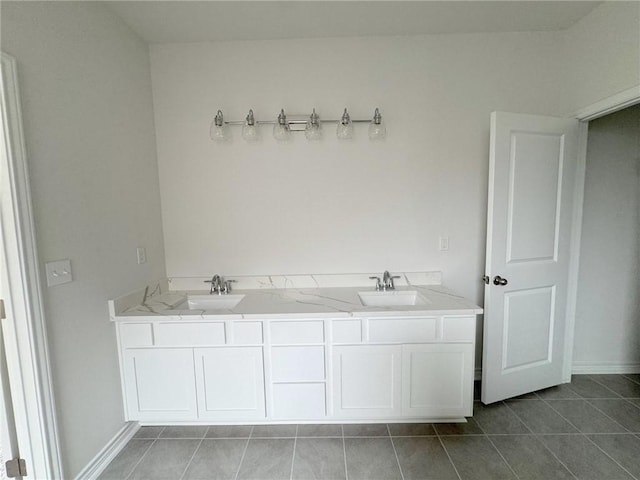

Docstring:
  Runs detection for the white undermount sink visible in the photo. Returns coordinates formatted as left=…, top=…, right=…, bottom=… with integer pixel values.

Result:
left=185, top=294, right=245, bottom=310
left=358, top=290, right=427, bottom=307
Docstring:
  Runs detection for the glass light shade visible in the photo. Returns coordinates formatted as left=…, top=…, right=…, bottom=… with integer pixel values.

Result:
left=368, top=121, right=386, bottom=140
left=336, top=108, right=353, bottom=140
left=242, top=124, right=260, bottom=142
left=241, top=109, right=260, bottom=142
left=304, top=108, right=322, bottom=141
left=368, top=107, right=385, bottom=140
left=210, top=122, right=231, bottom=142
left=210, top=110, right=231, bottom=142
left=273, top=109, right=291, bottom=142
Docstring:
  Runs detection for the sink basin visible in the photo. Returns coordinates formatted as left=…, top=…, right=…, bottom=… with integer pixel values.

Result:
left=185, top=294, right=245, bottom=310
left=358, top=290, right=426, bottom=307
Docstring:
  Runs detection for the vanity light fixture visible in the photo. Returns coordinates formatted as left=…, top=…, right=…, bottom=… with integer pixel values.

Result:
left=368, top=108, right=386, bottom=140
left=210, top=110, right=231, bottom=142
left=241, top=109, right=260, bottom=142
left=209, top=107, right=385, bottom=143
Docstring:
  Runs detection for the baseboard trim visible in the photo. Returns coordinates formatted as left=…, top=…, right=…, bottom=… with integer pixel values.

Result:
left=474, top=363, right=640, bottom=381
left=74, top=422, right=140, bottom=480
left=571, top=362, right=640, bottom=375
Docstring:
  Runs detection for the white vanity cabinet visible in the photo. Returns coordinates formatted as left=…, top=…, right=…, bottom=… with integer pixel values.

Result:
left=117, top=321, right=266, bottom=422
left=115, top=312, right=476, bottom=423
left=331, top=315, right=475, bottom=419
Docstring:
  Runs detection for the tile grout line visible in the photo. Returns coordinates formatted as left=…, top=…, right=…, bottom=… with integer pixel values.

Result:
left=501, top=401, right=535, bottom=435
left=622, top=374, right=640, bottom=387
left=124, top=437, right=157, bottom=480
left=342, top=424, right=349, bottom=480
left=580, top=397, right=635, bottom=433
left=484, top=435, right=523, bottom=480
left=539, top=396, right=633, bottom=480
left=581, top=434, right=640, bottom=480
left=386, top=424, right=405, bottom=480
left=178, top=434, right=206, bottom=480
left=233, top=426, right=254, bottom=480
left=557, top=383, right=640, bottom=480
left=501, top=399, right=581, bottom=480
left=289, top=425, right=298, bottom=480
left=579, top=375, right=624, bottom=398
left=433, top=424, right=462, bottom=480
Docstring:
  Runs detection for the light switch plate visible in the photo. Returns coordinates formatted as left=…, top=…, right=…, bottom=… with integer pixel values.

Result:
left=45, top=259, right=72, bottom=287
left=439, top=236, right=450, bottom=251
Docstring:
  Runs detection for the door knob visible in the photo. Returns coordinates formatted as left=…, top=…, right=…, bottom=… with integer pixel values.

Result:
left=493, top=275, right=508, bottom=286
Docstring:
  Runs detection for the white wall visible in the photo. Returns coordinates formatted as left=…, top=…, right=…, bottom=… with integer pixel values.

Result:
left=574, top=104, right=640, bottom=371
left=1, top=2, right=165, bottom=476
left=564, top=1, right=640, bottom=111
left=151, top=32, right=568, bottom=305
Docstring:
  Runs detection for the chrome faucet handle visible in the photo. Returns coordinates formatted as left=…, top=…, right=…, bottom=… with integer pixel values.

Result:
left=369, top=276, right=383, bottom=291
left=205, top=275, right=223, bottom=294
left=382, top=271, right=401, bottom=290
left=223, top=279, right=236, bottom=294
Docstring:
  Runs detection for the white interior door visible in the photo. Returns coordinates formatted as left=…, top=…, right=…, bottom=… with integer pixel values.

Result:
left=482, top=111, right=580, bottom=404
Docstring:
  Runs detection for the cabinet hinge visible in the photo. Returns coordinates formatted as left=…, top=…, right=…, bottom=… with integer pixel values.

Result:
left=0, top=299, right=5, bottom=319
left=5, top=458, right=27, bottom=478
left=482, top=275, right=490, bottom=285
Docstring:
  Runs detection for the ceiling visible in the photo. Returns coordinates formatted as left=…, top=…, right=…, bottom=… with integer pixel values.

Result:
left=106, top=1, right=603, bottom=44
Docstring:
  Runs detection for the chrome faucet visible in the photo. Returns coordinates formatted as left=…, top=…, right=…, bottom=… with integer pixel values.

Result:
left=369, top=271, right=401, bottom=291
left=383, top=270, right=400, bottom=290
left=204, top=274, right=236, bottom=295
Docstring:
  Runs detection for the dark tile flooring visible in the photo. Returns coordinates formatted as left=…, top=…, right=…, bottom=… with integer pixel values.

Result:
left=99, top=374, right=640, bottom=479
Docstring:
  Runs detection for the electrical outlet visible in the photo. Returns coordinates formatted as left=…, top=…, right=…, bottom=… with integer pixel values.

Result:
left=45, top=259, right=73, bottom=287
left=439, top=236, right=450, bottom=251
left=136, top=247, right=147, bottom=264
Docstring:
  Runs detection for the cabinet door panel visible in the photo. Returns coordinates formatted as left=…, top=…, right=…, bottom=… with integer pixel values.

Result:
left=333, top=345, right=402, bottom=418
left=402, top=344, right=473, bottom=418
left=194, top=347, right=266, bottom=420
left=123, top=348, right=197, bottom=421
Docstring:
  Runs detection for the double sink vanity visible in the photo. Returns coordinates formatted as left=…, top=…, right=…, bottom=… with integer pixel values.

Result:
left=109, top=272, right=482, bottom=425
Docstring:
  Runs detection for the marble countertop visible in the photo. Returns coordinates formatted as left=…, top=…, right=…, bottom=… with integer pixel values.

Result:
left=112, top=285, right=483, bottom=321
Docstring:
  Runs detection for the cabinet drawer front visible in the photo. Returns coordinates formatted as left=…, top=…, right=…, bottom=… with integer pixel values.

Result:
left=233, top=322, right=263, bottom=344
left=154, top=323, right=226, bottom=346
left=368, top=318, right=437, bottom=343
left=271, top=346, right=325, bottom=382
left=119, top=323, right=153, bottom=347
left=272, top=383, right=326, bottom=419
left=442, top=316, right=476, bottom=342
left=270, top=321, right=324, bottom=344
left=332, top=320, right=362, bottom=343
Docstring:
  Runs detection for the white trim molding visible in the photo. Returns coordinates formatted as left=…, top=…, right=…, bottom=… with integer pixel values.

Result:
left=74, top=422, right=140, bottom=480
left=572, top=362, right=640, bottom=375
left=573, top=85, right=640, bottom=121
left=562, top=85, right=640, bottom=382
left=1, top=52, right=63, bottom=478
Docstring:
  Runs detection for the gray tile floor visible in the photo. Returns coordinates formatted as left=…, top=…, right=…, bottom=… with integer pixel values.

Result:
left=99, top=374, right=640, bottom=479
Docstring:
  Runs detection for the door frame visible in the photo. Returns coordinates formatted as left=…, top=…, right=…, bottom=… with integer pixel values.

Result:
left=1, top=52, right=63, bottom=478
left=562, top=85, right=640, bottom=381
